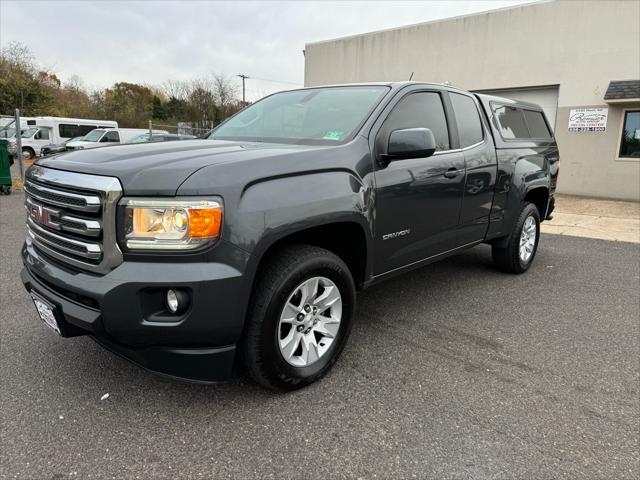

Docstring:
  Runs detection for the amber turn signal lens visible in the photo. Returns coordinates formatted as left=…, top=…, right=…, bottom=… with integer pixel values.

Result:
left=188, top=207, right=222, bottom=238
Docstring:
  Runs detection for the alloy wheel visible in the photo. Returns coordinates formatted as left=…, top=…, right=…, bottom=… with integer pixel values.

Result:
left=277, top=276, right=342, bottom=367
left=519, top=216, right=537, bottom=262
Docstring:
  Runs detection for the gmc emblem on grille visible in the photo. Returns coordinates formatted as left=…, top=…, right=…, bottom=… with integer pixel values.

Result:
left=26, top=199, right=61, bottom=230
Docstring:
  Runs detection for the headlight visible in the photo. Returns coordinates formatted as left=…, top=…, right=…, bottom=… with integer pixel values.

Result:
left=122, top=198, right=223, bottom=250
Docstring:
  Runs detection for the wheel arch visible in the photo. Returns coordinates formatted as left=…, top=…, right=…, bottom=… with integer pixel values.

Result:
left=524, top=186, right=549, bottom=221
left=251, top=220, right=370, bottom=291
left=22, top=146, right=36, bottom=158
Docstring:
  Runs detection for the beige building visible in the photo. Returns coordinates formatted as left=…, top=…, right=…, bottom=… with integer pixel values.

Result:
left=304, top=0, right=640, bottom=200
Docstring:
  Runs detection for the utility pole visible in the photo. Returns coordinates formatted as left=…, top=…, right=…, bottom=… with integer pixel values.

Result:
left=15, top=109, right=23, bottom=180
left=237, top=74, right=249, bottom=103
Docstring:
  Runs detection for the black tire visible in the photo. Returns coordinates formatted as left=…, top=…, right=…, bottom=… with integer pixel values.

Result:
left=240, top=244, right=356, bottom=391
left=492, top=202, right=540, bottom=274
left=22, top=148, right=35, bottom=161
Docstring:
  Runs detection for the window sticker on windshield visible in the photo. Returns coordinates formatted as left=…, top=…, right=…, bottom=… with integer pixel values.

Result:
left=323, top=131, right=344, bottom=141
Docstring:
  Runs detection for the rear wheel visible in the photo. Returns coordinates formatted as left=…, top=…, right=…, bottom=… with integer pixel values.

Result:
left=240, top=245, right=356, bottom=391
left=492, top=202, right=540, bottom=273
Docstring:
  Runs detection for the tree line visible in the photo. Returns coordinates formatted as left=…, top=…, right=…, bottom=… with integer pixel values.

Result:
left=0, top=42, right=247, bottom=132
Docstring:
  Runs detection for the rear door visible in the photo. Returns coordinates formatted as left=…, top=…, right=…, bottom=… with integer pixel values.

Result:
left=449, top=91, right=498, bottom=245
left=372, top=87, right=466, bottom=274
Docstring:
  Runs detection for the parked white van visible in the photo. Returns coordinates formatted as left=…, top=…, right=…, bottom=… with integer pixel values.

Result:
left=65, top=128, right=168, bottom=150
left=9, top=117, right=117, bottom=159
left=0, top=117, right=35, bottom=139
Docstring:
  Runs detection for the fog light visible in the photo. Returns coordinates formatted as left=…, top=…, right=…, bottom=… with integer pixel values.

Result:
left=166, top=289, right=189, bottom=315
left=166, top=290, right=179, bottom=313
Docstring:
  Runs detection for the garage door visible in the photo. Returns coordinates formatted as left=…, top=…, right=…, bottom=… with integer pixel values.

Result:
left=473, top=85, right=559, bottom=132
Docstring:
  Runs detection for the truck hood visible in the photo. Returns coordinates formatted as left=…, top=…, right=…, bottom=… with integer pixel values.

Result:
left=66, top=140, right=102, bottom=149
left=36, top=139, right=330, bottom=195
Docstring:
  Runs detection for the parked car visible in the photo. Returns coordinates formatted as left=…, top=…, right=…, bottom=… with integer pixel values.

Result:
left=127, top=133, right=198, bottom=143
left=40, top=137, right=85, bottom=157
left=20, top=82, right=558, bottom=391
left=65, top=128, right=169, bottom=150
left=7, top=117, right=117, bottom=159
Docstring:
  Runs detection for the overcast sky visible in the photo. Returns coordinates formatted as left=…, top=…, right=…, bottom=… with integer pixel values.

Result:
left=1, top=0, right=533, bottom=101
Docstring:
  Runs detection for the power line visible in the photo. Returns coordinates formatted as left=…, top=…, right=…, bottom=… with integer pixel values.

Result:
left=248, top=76, right=303, bottom=87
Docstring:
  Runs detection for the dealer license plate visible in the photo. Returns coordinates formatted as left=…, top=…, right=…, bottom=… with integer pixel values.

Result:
left=30, top=292, right=61, bottom=335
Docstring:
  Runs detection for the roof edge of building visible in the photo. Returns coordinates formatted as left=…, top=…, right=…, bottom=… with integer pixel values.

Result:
left=304, top=0, right=553, bottom=48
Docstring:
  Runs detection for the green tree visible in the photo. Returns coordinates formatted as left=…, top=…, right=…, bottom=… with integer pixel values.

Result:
left=103, top=82, right=154, bottom=128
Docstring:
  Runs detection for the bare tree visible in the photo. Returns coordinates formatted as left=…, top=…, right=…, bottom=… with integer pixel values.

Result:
left=162, top=79, right=189, bottom=100
left=212, top=73, right=237, bottom=117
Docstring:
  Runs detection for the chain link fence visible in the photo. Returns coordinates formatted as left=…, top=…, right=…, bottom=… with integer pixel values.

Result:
left=148, top=122, right=214, bottom=139
left=1, top=110, right=25, bottom=181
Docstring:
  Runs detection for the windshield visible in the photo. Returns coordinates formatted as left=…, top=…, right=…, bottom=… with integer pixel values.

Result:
left=0, top=128, right=16, bottom=138
left=21, top=128, right=38, bottom=138
left=209, top=86, right=389, bottom=145
left=82, top=129, right=105, bottom=142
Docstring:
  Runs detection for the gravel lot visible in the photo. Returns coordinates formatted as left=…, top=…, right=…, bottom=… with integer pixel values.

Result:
left=1, top=191, right=638, bottom=479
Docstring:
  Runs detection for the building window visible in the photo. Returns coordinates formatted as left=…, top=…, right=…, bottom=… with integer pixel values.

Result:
left=619, top=110, right=640, bottom=158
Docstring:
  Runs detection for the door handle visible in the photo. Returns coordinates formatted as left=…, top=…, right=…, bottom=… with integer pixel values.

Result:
left=444, top=168, right=462, bottom=178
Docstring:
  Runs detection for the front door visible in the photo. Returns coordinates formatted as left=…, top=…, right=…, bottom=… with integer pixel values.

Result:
left=373, top=90, right=465, bottom=274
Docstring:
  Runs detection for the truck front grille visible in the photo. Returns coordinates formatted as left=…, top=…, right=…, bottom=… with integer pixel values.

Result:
left=24, top=165, right=123, bottom=274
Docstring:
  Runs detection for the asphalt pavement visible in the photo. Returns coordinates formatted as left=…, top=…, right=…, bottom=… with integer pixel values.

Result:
left=1, top=191, right=638, bottom=479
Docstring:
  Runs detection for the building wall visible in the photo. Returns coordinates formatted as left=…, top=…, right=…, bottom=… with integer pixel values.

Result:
left=304, top=0, right=640, bottom=200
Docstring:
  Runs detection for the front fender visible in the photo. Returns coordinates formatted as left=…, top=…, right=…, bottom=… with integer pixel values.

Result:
left=235, top=170, right=374, bottom=259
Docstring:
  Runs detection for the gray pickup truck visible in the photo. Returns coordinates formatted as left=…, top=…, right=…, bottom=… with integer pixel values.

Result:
left=21, top=82, right=559, bottom=390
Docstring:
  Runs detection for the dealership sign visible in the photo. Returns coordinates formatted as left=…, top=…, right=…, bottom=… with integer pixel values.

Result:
left=568, top=107, right=608, bottom=132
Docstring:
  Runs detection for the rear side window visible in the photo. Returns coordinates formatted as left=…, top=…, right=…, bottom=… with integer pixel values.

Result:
left=80, top=125, right=97, bottom=136
left=493, top=105, right=529, bottom=139
left=378, top=91, right=450, bottom=152
left=450, top=93, right=483, bottom=147
left=59, top=124, right=80, bottom=138
left=523, top=110, right=552, bottom=138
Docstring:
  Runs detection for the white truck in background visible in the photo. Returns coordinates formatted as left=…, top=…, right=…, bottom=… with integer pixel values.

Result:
left=9, top=117, right=118, bottom=159
left=0, top=116, right=35, bottom=139
left=65, top=128, right=169, bottom=151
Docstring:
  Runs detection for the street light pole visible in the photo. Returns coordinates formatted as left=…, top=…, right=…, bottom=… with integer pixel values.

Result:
left=237, top=74, right=249, bottom=102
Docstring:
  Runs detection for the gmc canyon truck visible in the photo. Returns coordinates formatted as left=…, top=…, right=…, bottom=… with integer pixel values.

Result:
left=21, top=82, right=559, bottom=391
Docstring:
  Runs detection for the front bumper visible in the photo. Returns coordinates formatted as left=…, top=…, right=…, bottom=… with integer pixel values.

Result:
left=21, top=238, right=253, bottom=382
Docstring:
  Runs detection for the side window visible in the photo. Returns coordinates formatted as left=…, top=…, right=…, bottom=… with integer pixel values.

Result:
left=523, top=110, right=551, bottom=138
left=450, top=93, right=483, bottom=147
left=378, top=91, right=450, bottom=152
left=80, top=125, right=97, bottom=136
left=59, top=124, right=80, bottom=138
left=104, top=131, right=120, bottom=142
left=38, top=129, right=50, bottom=140
left=493, top=105, right=529, bottom=139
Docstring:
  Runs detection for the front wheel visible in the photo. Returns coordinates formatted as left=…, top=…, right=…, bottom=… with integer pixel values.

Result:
left=22, top=148, right=35, bottom=161
left=240, top=245, right=356, bottom=391
left=492, top=202, right=540, bottom=273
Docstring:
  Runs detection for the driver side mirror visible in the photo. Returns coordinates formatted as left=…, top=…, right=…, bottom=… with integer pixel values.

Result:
left=387, top=128, right=436, bottom=160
